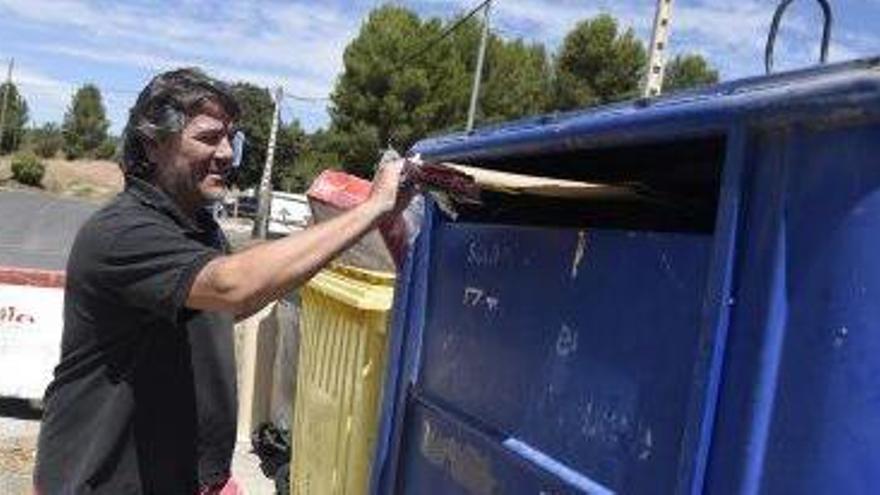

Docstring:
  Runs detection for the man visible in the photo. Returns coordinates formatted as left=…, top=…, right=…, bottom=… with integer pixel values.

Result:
left=34, top=68, right=411, bottom=494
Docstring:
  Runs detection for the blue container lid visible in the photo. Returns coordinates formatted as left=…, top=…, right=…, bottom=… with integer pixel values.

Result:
left=412, top=57, right=880, bottom=165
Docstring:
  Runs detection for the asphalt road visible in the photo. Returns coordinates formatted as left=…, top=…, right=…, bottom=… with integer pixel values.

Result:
left=0, top=190, right=100, bottom=271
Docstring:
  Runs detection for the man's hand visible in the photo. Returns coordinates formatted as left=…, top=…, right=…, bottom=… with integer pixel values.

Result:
left=367, top=159, right=413, bottom=218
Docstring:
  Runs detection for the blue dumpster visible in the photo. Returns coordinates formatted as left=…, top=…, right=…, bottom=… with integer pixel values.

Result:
left=371, top=58, right=880, bottom=494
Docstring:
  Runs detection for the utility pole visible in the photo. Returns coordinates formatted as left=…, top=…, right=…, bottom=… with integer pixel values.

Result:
left=643, top=0, right=674, bottom=98
left=466, top=0, right=491, bottom=132
left=252, top=86, right=283, bottom=239
left=0, top=58, right=14, bottom=152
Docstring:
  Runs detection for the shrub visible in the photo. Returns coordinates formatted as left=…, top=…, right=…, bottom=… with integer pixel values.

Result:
left=95, top=140, right=117, bottom=160
left=62, top=84, right=109, bottom=159
left=11, top=152, right=45, bottom=187
left=63, top=140, right=84, bottom=160
left=29, top=123, right=64, bottom=159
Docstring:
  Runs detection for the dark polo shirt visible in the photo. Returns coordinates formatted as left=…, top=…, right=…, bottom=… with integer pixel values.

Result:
left=35, top=176, right=237, bottom=494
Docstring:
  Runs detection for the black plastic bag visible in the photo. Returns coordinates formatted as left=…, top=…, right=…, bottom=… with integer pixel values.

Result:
left=250, top=422, right=291, bottom=490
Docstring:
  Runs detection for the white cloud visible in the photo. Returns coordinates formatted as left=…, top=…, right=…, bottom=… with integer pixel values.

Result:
left=37, top=44, right=331, bottom=97
left=416, top=0, right=772, bottom=78
left=487, top=0, right=873, bottom=78
left=0, top=0, right=362, bottom=130
left=6, top=65, right=76, bottom=127
left=0, top=0, right=355, bottom=94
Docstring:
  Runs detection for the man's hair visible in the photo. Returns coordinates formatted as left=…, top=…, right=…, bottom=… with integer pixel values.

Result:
left=121, top=68, right=240, bottom=179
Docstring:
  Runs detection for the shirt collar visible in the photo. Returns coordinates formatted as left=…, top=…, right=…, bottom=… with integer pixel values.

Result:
left=124, top=175, right=216, bottom=234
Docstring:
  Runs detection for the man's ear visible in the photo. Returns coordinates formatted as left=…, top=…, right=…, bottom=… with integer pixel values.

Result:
left=142, top=136, right=162, bottom=165
left=142, top=131, right=177, bottom=166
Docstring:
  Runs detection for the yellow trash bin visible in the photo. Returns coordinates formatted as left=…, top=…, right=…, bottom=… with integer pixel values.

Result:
left=291, top=264, right=395, bottom=495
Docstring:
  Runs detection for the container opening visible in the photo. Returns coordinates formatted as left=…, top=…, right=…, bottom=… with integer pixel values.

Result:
left=442, top=135, right=726, bottom=233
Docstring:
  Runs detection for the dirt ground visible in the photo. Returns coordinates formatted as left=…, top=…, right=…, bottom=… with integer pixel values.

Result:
left=0, top=405, right=275, bottom=495
left=0, top=401, right=39, bottom=495
left=0, top=157, right=123, bottom=203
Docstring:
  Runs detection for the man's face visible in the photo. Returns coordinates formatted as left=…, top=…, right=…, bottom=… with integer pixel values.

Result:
left=148, top=99, right=235, bottom=211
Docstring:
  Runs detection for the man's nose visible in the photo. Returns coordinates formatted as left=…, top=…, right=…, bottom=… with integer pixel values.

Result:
left=215, top=135, right=233, bottom=163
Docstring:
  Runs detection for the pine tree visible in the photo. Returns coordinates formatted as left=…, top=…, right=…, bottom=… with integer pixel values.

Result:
left=553, top=14, right=647, bottom=110
left=0, top=82, right=29, bottom=154
left=62, top=84, right=110, bottom=159
left=663, top=54, right=720, bottom=92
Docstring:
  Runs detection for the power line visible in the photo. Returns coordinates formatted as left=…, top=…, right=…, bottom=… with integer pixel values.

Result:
left=396, top=0, right=493, bottom=69
left=492, top=26, right=532, bottom=40
left=15, top=80, right=141, bottom=96
left=283, top=92, right=330, bottom=103
left=18, top=79, right=329, bottom=103
left=279, top=99, right=304, bottom=125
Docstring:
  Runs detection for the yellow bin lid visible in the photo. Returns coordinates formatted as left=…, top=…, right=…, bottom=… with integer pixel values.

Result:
left=306, top=263, right=395, bottom=311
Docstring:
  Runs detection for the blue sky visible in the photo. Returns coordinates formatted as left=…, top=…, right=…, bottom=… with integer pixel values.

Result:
left=1, top=0, right=878, bottom=135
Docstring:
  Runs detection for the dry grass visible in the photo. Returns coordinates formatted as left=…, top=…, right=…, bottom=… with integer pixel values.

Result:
left=0, top=441, right=34, bottom=475
left=0, top=157, right=10, bottom=183
left=0, top=156, right=123, bottom=203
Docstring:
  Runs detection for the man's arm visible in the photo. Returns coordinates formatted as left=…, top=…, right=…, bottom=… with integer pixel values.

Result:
left=186, top=160, right=408, bottom=318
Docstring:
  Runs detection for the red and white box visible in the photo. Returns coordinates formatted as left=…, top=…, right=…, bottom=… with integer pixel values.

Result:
left=0, top=266, right=65, bottom=400
left=307, top=170, right=411, bottom=272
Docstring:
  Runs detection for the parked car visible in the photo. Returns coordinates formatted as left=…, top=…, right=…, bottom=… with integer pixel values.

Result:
left=235, top=196, right=259, bottom=218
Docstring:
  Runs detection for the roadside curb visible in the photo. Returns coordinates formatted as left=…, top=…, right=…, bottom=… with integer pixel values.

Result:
left=0, top=267, right=65, bottom=288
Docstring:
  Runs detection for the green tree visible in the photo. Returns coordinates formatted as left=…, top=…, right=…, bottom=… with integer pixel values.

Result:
left=553, top=14, right=647, bottom=110
left=279, top=128, right=335, bottom=193
left=230, top=83, right=275, bottom=188
left=663, top=54, right=720, bottom=92
left=320, top=124, right=382, bottom=178
left=95, top=136, right=119, bottom=161
left=481, top=38, right=552, bottom=122
left=329, top=6, right=446, bottom=175
left=230, top=83, right=316, bottom=191
left=62, top=84, right=110, bottom=159
left=328, top=6, right=554, bottom=174
left=0, top=82, right=29, bottom=154
left=273, top=120, right=309, bottom=190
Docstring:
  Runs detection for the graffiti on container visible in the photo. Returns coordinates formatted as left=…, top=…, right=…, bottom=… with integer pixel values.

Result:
left=463, top=287, right=500, bottom=314
left=638, top=428, right=653, bottom=461
left=555, top=324, right=578, bottom=357
left=578, top=396, right=654, bottom=462
left=659, top=252, right=686, bottom=291
left=466, top=238, right=529, bottom=268
left=832, top=326, right=849, bottom=349
left=463, top=287, right=484, bottom=306
left=485, top=296, right=499, bottom=312
left=571, top=231, right=587, bottom=279
left=421, top=419, right=497, bottom=495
